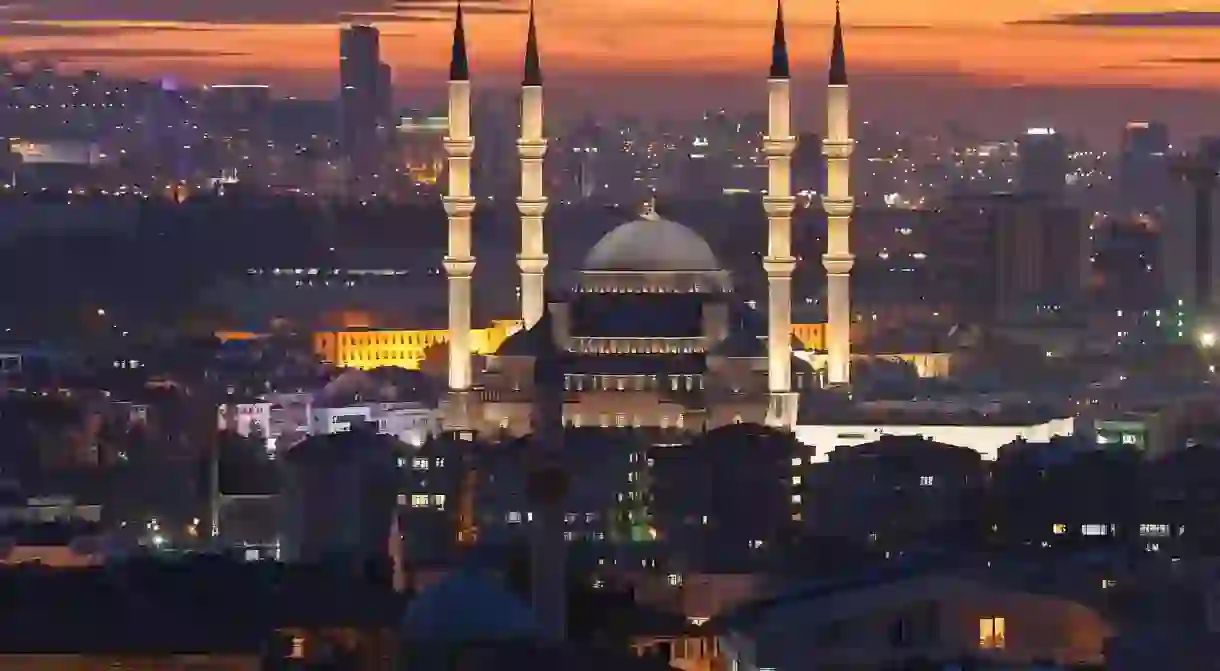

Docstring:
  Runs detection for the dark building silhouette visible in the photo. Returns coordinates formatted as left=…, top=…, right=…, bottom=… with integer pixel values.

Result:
left=1016, top=127, right=1068, bottom=200
left=339, top=23, right=385, bottom=191
left=1119, top=121, right=1170, bottom=214
left=803, top=435, right=987, bottom=550
left=280, top=425, right=401, bottom=564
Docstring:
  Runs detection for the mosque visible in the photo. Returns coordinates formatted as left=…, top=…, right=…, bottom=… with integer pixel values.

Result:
left=439, top=0, right=858, bottom=435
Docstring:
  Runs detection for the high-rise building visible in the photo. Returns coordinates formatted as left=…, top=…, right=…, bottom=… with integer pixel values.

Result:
left=376, top=61, right=393, bottom=128
left=989, top=194, right=1088, bottom=319
left=1016, top=127, right=1068, bottom=200
left=1119, top=121, right=1170, bottom=214
left=1164, top=146, right=1220, bottom=334
left=339, top=23, right=384, bottom=190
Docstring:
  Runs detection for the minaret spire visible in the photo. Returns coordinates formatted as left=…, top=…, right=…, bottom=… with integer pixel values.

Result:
left=449, top=0, right=469, bottom=81
left=763, top=1, right=799, bottom=429
left=442, top=0, right=477, bottom=432
left=523, top=0, right=542, bottom=86
left=829, top=0, right=847, bottom=85
left=822, top=0, right=855, bottom=387
left=517, top=0, right=549, bottom=328
left=770, top=0, right=790, bottom=79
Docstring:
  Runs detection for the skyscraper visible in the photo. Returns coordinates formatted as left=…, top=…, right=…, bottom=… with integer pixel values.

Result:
left=1165, top=146, right=1220, bottom=335
left=339, top=23, right=384, bottom=191
left=988, top=195, right=1088, bottom=318
left=1119, top=121, right=1170, bottom=214
left=1016, top=127, right=1068, bottom=200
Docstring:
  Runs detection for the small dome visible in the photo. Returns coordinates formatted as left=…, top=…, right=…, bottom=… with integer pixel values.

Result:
left=584, top=217, right=721, bottom=272
left=401, top=568, right=540, bottom=642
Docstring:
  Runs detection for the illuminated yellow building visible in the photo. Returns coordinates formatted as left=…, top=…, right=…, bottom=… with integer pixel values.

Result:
left=312, top=320, right=522, bottom=371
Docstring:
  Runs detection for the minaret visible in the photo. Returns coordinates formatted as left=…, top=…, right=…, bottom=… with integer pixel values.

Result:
left=821, top=2, right=855, bottom=387
left=763, top=0, right=799, bottom=428
left=517, top=1, right=548, bottom=328
left=528, top=317, right=568, bottom=641
left=442, top=2, right=477, bottom=432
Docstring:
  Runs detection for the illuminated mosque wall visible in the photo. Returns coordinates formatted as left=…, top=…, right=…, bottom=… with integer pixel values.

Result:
left=226, top=322, right=820, bottom=371
left=311, top=322, right=827, bottom=371
left=217, top=321, right=952, bottom=377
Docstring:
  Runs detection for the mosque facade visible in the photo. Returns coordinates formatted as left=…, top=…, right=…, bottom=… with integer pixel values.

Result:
left=438, top=1, right=856, bottom=436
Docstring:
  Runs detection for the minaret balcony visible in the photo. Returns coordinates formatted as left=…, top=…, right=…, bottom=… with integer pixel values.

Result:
left=822, top=254, right=855, bottom=275
left=762, top=196, right=796, bottom=217
left=516, top=197, right=548, bottom=217
left=821, top=197, right=854, bottom=217
left=517, top=255, right=548, bottom=274
left=443, top=257, right=477, bottom=277
left=516, top=139, right=547, bottom=159
left=821, top=139, right=855, bottom=158
left=762, top=136, right=797, bottom=156
left=443, top=195, right=476, bottom=217
left=762, top=258, right=797, bottom=277
left=443, top=137, right=475, bottom=156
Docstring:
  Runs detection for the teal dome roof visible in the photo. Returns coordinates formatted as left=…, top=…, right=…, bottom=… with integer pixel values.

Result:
left=401, top=568, right=541, bottom=642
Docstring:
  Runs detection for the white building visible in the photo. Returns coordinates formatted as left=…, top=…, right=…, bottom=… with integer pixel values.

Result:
left=800, top=417, right=1078, bottom=466
left=796, top=403, right=1077, bottom=462
left=217, top=401, right=274, bottom=438
left=309, top=401, right=437, bottom=446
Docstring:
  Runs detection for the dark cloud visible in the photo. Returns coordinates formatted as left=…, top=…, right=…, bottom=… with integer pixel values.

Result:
left=391, top=0, right=526, bottom=18
left=1146, top=56, right=1220, bottom=65
left=2, top=0, right=521, bottom=24
left=10, top=47, right=246, bottom=61
left=1009, top=11, right=1220, bottom=28
left=0, top=21, right=211, bottom=37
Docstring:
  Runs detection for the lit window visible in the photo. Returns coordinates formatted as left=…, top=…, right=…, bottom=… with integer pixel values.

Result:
left=411, top=457, right=429, bottom=470
left=668, top=573, right=683, bottom=586
left=1139, top=523, right=1170, bottom=537
left=433, top=494, right=446, bottom=509
left=410, top=494, right=430, bottom=508
left=1081, top=524, right=1109, bottom=536
left=791, top=494, right=802, bottom=504
left=506, top=511, right=522, bottom=524
left=919, top=475, right=935, bottom=487
left=792, top=476, right=802, bottom=486
left=791, top=457, right=802, bottom=466
left=979, top=617, right=1006, bottom=649
left=1052, top=523, right=1067, bottom=535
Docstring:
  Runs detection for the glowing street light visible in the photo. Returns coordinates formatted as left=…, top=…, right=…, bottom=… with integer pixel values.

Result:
left=1200, top=331, right=1217, bottom=349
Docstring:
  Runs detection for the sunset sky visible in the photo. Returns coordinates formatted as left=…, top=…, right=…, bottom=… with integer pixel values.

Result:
left=5, top=1, right=1220, bottom=135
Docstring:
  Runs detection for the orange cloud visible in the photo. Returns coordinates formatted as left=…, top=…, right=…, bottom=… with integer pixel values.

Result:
left=4, top=1, right=1220, bottom=93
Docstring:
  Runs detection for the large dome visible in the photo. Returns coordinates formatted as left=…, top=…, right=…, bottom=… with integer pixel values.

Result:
left=401, top=568, right=540, bottom=642
left=584, top=216, right=721, bottom=272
